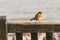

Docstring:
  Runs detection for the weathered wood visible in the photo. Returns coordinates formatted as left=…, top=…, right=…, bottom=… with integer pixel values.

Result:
left=7, top=22, right=60, bottom=40
left=1, top=16, right=60, bottom=40
left=7, top=22, right=60, bottom=33
left=16, top=33, right=22, bottom=40
left=31, top=33, right=38, bottom=40
left=0, top=16, right=7, bottom=40
left=7, top=22, right=60, bottom=25
left=46, top=32, right=53, bottom=40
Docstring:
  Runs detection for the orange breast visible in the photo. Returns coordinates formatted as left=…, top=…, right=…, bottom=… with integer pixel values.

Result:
left=38, top=14, right=43, bottom=19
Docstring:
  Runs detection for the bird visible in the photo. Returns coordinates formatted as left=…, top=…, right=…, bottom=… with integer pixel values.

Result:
left=30, top=12, right=43, bottom=21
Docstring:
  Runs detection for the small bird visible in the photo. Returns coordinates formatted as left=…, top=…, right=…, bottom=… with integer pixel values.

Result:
left=30, top=12, right=43, bottom=21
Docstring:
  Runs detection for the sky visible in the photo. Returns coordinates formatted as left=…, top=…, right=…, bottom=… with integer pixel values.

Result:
left=0, top=0, right=60, bottom=12
left=0, top=0, right=60, bottom=21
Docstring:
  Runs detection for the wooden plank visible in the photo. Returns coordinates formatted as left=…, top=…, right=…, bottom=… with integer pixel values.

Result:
left=7, top=22, right=60, bottom=33
left=46, top=32, right=53, bottom=40
left=0, top=16, right=7, bottom=40
left=31, top=33, right=38, bottom=40
left=16, top=33, right=22, bottom=40
left=7, top=22, right=60, bottom=25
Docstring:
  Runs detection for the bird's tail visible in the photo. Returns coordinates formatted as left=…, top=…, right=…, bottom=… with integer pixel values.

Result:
left=30, top=18, right=35, bottom=21
left=30, top=18, right=38, bottom=21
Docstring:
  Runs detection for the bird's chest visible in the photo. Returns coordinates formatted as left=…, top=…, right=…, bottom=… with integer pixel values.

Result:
left=37, top=14, right=42, bottom=19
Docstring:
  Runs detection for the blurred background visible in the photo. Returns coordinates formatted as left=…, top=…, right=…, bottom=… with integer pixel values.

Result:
left=0, top=0, right=60, bottom=22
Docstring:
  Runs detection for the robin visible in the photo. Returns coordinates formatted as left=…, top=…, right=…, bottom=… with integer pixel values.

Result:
left=30, top=12, right=43, bottom=21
